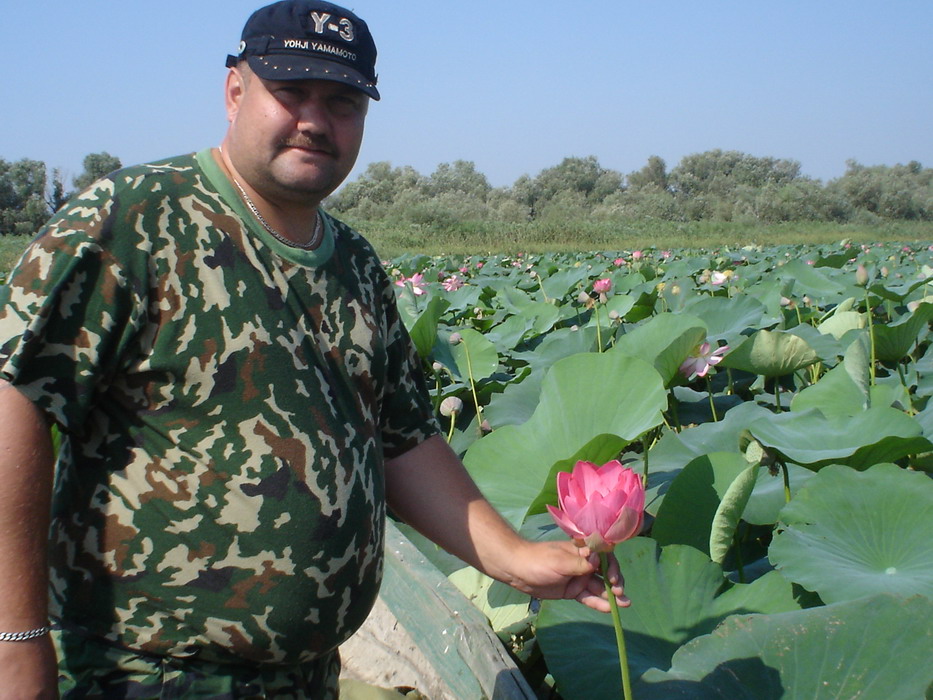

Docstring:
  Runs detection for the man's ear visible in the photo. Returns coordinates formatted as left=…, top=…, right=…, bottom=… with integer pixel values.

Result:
left=225, top=68, right=246, bottom=124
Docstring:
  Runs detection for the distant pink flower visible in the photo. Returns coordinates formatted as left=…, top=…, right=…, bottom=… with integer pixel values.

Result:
left=661, top=250, right=672, bottom=259
left=459, top=266, right=469, bottom=274
left=680, top=342, right=729, bottom=379
left=631, top=250, right=643, bottom=261
left=395, top=273, right=426, bottom=296
left=547, top=460, right=644, bottom=553
left=442, top=275, right=464, bottom=292
left=710, top=271, right=729, bottom=286
left=593, top=278, right=612, bottom=294
left=476, top=262, right=484, bottom=269
left=613, top=257, right=626, bottom=267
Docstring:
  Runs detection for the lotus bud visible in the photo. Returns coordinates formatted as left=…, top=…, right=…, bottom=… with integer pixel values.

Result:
left=432, top=361, right=444, bottom=372
left=547, top=460, right=645, bottom=553
left=480, top=419, right=492, bottom=433
left=577, top=290, right=592, bottom=305
left=608, top=310, right=620, bottom=321
left=855, top=264, right=869, bottom=287
left=439, top=396, right=463, bottom=417
left=448, top=332, right=462, bottom=345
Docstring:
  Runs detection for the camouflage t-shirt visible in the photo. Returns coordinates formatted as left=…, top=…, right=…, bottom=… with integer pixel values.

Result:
left=0, top=150, right=439, bottom=666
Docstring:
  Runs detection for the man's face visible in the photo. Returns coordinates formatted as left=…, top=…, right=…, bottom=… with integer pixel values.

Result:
left=225, top=66, right=368, bottom=204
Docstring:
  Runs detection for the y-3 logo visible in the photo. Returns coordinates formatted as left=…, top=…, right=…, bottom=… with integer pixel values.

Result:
left=309, top=12, right=355, bottom=42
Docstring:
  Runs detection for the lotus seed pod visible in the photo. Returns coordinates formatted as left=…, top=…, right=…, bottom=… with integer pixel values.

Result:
left=440, top=396, right=463, bottom=417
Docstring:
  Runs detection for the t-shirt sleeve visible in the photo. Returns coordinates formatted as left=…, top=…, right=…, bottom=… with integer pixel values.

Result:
left=0, top=181, right=148, bottom=432
left=376, top=273, right=441, bottom=458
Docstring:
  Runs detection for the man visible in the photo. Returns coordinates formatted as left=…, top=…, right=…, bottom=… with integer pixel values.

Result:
left=0, top=2, right=625, bottom=697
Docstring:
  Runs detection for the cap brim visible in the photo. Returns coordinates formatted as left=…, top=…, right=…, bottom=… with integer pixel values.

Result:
left=246, top=54, right=379, bottom=100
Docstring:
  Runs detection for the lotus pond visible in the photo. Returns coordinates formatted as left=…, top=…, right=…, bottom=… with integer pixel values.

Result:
left=388, top=240, right=933, bottom=700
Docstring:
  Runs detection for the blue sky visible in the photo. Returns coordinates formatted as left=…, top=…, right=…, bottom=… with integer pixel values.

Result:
left=2, top=1, right=931, bottom=189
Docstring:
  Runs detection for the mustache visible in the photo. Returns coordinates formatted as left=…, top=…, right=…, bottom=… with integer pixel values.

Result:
left=278, top=136, right=336, bottom=155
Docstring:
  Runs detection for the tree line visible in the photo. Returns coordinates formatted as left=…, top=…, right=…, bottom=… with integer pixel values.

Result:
left=327, top=152, right=932, bottom=228
left=2, top=149, right=930, bottom=236
left=0, top=152, right=122, bottom=236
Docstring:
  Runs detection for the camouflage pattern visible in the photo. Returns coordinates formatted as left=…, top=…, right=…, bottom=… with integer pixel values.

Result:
left=0, top=150, right=439, bottom=682
left=54, top=626, right=339, bottom=699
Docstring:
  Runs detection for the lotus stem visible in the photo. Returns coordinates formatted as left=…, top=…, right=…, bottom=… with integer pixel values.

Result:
left=446, top=413, right=457, bottom=444
left=733, top=527, right=746, bottom=583
left=705, top=376, right=719, bottom=422
left=600, top=553, right=633, bottom=700
left=595, top=304, right=604, bottom=353
left=642, top=435, right=650, bottom=490
left=462, top=341, right=485, bottom=436
left=780, top=460, right=791, bottom=504
left=865, top=290, right=877, bottom=387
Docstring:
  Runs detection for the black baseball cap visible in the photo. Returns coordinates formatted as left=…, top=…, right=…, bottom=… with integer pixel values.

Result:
left=226, top=0, right=380, bottom=100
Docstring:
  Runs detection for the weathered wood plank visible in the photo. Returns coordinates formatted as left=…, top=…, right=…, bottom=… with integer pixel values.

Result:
left=378, top=520, right=537, bottom=700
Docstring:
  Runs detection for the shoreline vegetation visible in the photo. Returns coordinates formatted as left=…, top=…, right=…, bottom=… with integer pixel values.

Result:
left=2, top=220, right=932, bottom=273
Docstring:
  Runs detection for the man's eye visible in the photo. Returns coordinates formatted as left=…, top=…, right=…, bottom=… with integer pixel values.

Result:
left=330, top=95, right=363, bottom=114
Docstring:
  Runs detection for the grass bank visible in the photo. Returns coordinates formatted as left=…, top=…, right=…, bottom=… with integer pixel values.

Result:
left=343, top=219, right=933, bottom=258
left=2, top=220, right=931, bottom=275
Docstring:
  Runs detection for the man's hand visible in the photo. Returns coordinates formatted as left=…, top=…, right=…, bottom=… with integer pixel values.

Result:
left=503, top=539, right=629, bottom=613
left=0, top=636, right=58, bottom=699
left=385, top=436, right=629, bottom=613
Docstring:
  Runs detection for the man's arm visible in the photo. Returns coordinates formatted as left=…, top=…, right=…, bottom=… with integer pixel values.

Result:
left=384, top=435, right=626, bottom=612
left=0, top=379, right=58, bottom=699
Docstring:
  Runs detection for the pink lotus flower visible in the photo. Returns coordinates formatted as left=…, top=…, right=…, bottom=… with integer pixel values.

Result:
left=593, top=278, right=613, bottom=294
left=631, top=250, right=643, bottom=261
left=395, top=273, right=426, bottom=296
left=547, top=460, right=645, bottom=553
left=679, top=341, right=728, bottom=379
left=613, top=257, right=626, bottom=267
left=710, top=271, right=729, bottom=286
left=442, top=275, right=464, bottom=292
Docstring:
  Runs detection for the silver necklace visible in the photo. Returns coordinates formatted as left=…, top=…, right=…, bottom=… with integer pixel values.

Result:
left=219, top=147, right=322, bottom=250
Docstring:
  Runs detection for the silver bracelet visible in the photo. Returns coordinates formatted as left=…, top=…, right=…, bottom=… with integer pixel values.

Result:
left=0, top=626, right=51, bottom=642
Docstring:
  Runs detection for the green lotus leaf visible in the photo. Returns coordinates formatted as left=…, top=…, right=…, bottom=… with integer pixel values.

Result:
left=682, top=294, right=771, bottom=344
left=652, top=452, right=753, bottom=558
left=742, top=462, right=815, bottom=525
left=482, top=368, right=542, bottom=429
left=604, top=293, right=636, bottom=319
left=790, top=362, right=868, bottom=418
left=869, top=272, right=933, bottom=302
left=873, top=302, right=933, bottom=362
left=747, top=406, right=931, bottom=470
left=509, top=326, right=597, bottom=372
left=465, top=352, right=666, bottom=526
left=785, top=322, right=847, bottom=363
left=538, top=266, right=592, bottom=302
left=709, top=460, right=760, bottom=565
left=636, top=594, right=933, bottom=700
left=433, top=326, right=499, bottom=384
left=611, top=312, right=708, bottom=386
left=482, top=313, right=533, bottom=353
left=775, top=259, right=848, bottom=302
left=405, top=295, right=450, bottom=359
left=720, top=329, right=820, bottom=377
left=537, top=539, right=799, bottom=699
left=817, top=309, right=866, bottom=340
left=646, top=402, right=774, bottom=514
left=769, top=463, right=933, bottom=603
